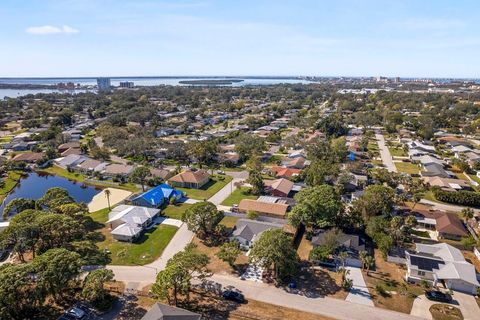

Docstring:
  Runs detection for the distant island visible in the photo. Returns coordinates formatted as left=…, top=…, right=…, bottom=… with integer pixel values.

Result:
left=179, top=79, right=244, bottom=85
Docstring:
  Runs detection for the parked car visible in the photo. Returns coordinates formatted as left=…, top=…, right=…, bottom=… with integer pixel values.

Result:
left=425, top=290, right=452, bottom=303
left=223, top=290, right=246, bottom=303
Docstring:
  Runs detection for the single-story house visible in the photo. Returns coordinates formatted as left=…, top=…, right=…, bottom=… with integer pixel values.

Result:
left=131, top=184, right=183, bottom=208
left=238, top=199, right=289, bottom=218
left=263, top=178, right=294, bottom=198
left=435, top=212, right=469, bottom=240
left=106, top=205, right=160, bottom=242
left=269, top=166, right=302, bottom=178
left=421, top=163, right=452, bottom=178
left=282, top=156, right=308, bottom=169
left=149, top=168, right=174, bottom=180
left=103, top=163, right=135, bottom=177
left=141, top=303, right=201, bottom=320
left=75, top=158, right=107, bottom=173
left=312, top=231, right=366, bottom=268
left=58, top=141, right=81, bottom=153
left=168, top=169, right=210, bottom=189
left=405, top=243, right=479, bottom=294
left=11, top=152, right=45, bottom=163
left=422, top=176, right=472, bottom=192
left=54, top=154, right=87, bottom=169
left=231, top=219, right=283, bottom=249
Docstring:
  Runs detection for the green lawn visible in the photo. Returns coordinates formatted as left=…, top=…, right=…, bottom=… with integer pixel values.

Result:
left=395, top=162, right=419, bottom=175
left=411, top=229, right=430, bottom=238
left=88, top=208, right=110, bottom=224
left=220, top=216, right=239, bottom=229
left=221, top=187, right=257, bottom=206
left=388, top=146, right=407, bottom=157
left=0, top=171, right=24, bottom=201
left=38, top=165, right=139, bottom=192
left=97, top=224, right=178, bottom=265
left=162, top=203, right=192, bottom=220
left=177, top=175, right=233, bottom=200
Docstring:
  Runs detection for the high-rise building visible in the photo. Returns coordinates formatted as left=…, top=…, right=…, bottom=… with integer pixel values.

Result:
left=97, top=77, right=111, bottom=91
left=119, top=81, right=134, bottom=88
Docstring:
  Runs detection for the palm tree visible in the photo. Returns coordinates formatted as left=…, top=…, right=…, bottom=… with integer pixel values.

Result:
left=104, top=189, right=111, bottom=210
left=338, top=251, right=348, bottom=268
left=364, top=256, right=374, bottom=276
left=359, top=250, right=368, bottom=270
left=461, top=208, right=474, bottom=222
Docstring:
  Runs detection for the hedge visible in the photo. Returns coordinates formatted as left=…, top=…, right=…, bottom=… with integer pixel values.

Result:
left=433, top=188, right=480, bottom=207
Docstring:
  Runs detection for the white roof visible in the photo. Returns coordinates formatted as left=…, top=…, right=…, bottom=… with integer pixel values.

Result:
left=111, top=223, right=142, bottom=237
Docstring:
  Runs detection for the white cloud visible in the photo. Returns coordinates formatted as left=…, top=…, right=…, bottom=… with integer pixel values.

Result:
left=26, top=25, right=79, bottom=35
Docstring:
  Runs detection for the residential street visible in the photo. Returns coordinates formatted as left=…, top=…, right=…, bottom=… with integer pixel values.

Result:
left=206, top=274, right=422, bottom=320
left=208, top=170, right=248, bottom=205
left=375, top=131, right=397, bottom=172
left=419, top=199, right=480, bottom=214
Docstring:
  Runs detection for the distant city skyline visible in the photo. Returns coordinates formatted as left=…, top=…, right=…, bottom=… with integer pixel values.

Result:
left=1, top=0, right=479, bottom=78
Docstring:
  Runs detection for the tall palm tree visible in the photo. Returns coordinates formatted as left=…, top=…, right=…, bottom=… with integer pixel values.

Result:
left=104, top=189, right=112, bottom=210
left=338, top=251, right=348, bottom=268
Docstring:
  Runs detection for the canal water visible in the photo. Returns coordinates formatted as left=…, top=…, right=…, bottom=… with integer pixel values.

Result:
left=0, top=172, right=101, bottom=218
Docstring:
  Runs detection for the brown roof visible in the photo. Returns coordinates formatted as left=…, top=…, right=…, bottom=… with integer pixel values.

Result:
left=286, top=157, right=306, bottom=168
left=12, top=152, right=45, bottom=162
left=238, top=199, right=288, bottom=217
left=58, top=141, right=80, bottom=150
left=264, top=178, right=294, bottom=195
left=104, top=163, right=134, bottom=175
left=270, top=166, right=302, bottom=178
left=61, top=147, right=82, bottom=157
left=168, top=169, right=210, bottom=184
left=436, top=212, right=468, bottom=237
left=150, top=168, right=173, bottom=180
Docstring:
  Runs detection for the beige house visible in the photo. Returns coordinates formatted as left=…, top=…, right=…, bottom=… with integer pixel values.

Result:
left=168, top=169, right=210, bottom=189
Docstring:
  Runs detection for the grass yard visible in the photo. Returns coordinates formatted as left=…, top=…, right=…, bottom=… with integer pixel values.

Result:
left=38, top=165, right=139, bottom=192
left=161, top=203, right=192, bottom=220
left=388, top=146, right=407, bottom=157
left=429, top=304, right=463, bottom=320
left=395, top=162, right=419, bottom=175
left=177, top=174, right=233, bottom=200
left=449, top=165, right=469, bottom=181
left=363, top=250, right=425, bottom=314
left=97, top=223, right=178, bottom=265
left=411, top=229, right=431, bottom=238
left=221, top=187, right=257, bottom=206
left=88, top=208, right=110, bottom=224
left=0, top=170, right=23, bottom=195
left=219, top=216, right=239, bottom=229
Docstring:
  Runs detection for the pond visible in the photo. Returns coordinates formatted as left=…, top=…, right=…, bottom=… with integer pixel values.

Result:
left=0, top=172, right=101, bottom=218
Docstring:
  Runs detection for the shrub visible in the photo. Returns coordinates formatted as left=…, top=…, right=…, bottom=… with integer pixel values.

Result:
left=433, top=188, right=480, bottom=207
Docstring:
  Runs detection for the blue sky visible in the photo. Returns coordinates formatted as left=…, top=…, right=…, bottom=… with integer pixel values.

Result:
left=0, top=0, right=479, bottom=77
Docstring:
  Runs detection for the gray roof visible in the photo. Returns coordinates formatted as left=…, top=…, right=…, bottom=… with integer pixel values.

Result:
left=232, top=219, right=283, bottom=242
left=141, top=303, right=201, bottom=320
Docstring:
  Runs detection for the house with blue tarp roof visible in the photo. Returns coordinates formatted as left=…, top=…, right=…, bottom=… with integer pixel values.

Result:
left=131, top=183, right=184, bottom=208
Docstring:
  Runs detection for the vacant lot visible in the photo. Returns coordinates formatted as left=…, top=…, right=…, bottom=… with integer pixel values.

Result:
left=363, top=250, right=424, bottom=314
left=177, top=175, right=233, bottom=200
left=221, top=187, right=257, bottom=206
left=395, top=162, right=419, bottom=175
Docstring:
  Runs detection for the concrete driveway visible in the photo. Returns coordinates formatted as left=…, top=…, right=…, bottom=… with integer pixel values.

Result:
left=345, top=267, right=374, bottom=306
left=410, top=293, right=480, bottom=320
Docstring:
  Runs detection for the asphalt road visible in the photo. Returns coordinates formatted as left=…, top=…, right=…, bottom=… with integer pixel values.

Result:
left=375, top=132, right=397, bottom=172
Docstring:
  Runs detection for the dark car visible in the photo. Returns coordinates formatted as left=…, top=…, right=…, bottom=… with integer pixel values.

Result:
left=223, top=290, right=246, bottom=303
left=426, top=290, right=452, bottom=303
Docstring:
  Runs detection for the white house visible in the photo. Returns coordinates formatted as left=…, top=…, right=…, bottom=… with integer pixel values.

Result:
left=405, top=243, right=479, bottom=295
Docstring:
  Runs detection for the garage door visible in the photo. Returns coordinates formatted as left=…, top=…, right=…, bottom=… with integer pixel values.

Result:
left=448, top=280, right=474, bottom=294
